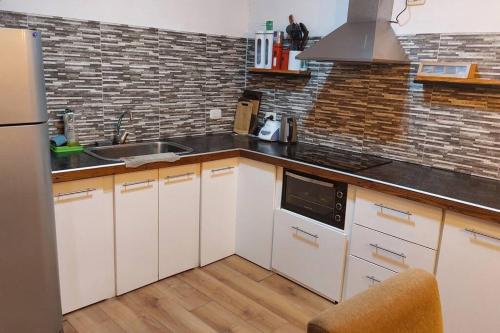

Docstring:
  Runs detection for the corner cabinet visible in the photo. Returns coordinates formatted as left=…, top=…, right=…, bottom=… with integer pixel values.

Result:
left=53, top=176, right=115, bottom=314
left=158, top=164, right=201, bottom=279
left=200, top=158, right=239, bottom=266
left=436, top=212, right=500, bottom=333
left=236, top=158, right=276, bottom=269
left=115, top=170, right=159, bottom=295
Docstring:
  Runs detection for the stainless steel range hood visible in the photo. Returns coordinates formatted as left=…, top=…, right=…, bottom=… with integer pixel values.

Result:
left=297, top=0, right=409, bottom=63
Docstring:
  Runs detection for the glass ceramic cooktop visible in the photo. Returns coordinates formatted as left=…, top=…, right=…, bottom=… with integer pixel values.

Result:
left=283, top=144, right=392, bottom=173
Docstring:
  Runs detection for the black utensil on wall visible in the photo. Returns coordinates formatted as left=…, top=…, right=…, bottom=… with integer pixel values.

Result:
left=299, top=22, right=309, bottom=51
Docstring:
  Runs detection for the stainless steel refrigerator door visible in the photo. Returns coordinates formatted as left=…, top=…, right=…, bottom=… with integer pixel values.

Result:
left=0, top=124, right=62, bottom=333
left=0, top=28, right=47, bottom=125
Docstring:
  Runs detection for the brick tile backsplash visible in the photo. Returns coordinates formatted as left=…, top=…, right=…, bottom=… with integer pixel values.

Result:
left=1, top=10, right=499, bottom=180
left=159, top=30, right=207, bottom=137
left=27, top=15, right=104, bottom=143
left=0, top=10, right=246, bottom=145
left=205, top=35, right=247, bottom=133
left=246, top=34, right=500, bottom=180
left=101, top=23, right=160, bottom=142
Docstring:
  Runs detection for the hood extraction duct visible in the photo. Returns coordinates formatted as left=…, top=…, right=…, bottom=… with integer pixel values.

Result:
left=297, top=0, right=409, bottom=63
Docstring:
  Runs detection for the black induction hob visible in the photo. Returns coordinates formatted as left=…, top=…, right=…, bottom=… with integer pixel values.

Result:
left=281, top=144, right=392, bottom=173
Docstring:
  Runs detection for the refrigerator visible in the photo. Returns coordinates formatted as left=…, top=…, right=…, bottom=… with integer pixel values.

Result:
left=0, top=28, right=62, bottom=332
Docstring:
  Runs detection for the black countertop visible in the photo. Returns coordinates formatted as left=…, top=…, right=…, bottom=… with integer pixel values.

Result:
left=51, top=133, right=500, bottom=215
left=51, top=148, right=122, bottom=172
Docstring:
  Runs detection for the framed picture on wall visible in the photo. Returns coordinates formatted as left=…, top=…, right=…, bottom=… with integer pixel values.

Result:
left=417, top=62, right=477, bottom=79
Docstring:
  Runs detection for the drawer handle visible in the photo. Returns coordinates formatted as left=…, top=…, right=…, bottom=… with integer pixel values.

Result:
left=374, top=203, right=412, bottom=217
left=465, top=228, right=500, bottom=242
left=55, top=188, right=97, bottom=198
left=366, top=275, right=381, bottom=284
left=122, top=179, right=154, bottom=188
left=211, top=166, right=234, bottom=173
left=370, top=243, right=407, bottom=259
left=165, top=172, right=194, bottom=180
left=291, top=226, right=319, bottom=239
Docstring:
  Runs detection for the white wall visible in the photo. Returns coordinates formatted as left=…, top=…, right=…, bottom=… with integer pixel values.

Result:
left=0, top=0, right=250, bottom=37
left=248, top=0, right=348, bottom=37
left=392, top=0, right=500, bottom=34
left=3, top=0, right=499, bottom=37
left=248, top=0, right=500, bottom=37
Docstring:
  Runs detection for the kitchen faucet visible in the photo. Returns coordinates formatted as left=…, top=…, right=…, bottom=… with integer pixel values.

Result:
left=112, top=111, right=133, bottom=145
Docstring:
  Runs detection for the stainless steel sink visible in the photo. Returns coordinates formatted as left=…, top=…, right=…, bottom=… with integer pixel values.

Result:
left=85, top=141, right=193, bottom=161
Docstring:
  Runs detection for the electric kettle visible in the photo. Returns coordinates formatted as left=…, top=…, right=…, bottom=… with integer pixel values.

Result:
left=279, top=116, right=298, bottom=144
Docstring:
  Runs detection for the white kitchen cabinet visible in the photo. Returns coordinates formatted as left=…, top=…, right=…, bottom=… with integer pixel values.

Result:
left=354, top=188, right=443, bottom=249
left=200, top=158, right=238, bottom=266
left=350, top=224, right=437, bottom=273
left=272, top=209, right=348, bottom=301
left=158, top=164, right=200, bottom=279
left=344, top=255, right=396, bottom=299
left=236, top=158, right=276, bottom=269
left=115, top=170, right=159, bottom=295
left=437, top=212, right=500, bottom=333
left=53, top=176, right=115, bottom=314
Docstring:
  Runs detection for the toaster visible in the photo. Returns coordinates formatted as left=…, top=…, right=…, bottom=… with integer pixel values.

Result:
left=258, top=119, right=281, bottom=141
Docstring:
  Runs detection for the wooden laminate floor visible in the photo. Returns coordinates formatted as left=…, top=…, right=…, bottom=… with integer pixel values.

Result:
left=63, top=255, right=334, bottom=333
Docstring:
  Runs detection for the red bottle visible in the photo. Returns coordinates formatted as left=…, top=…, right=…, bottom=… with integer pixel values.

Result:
left=272, top=44, right=283, bottom=70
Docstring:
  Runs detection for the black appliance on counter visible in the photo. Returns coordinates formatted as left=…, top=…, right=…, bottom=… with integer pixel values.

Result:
left=282, top=170, right=347, bottom=230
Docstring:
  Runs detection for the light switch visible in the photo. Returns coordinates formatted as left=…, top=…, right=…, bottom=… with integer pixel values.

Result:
left=264, top=112, right=277, bottom=120
left=209, top=109, right=222, bottom=120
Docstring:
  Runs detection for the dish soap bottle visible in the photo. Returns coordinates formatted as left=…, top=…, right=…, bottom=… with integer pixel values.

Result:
left=63, top=108, right=79, bottom=146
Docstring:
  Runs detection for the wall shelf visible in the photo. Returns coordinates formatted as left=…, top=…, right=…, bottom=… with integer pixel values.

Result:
left=415, top=75, right=500, bottom=87
left=248, top=68, right=311, bottom=77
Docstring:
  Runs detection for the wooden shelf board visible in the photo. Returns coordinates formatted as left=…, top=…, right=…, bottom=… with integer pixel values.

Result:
left=415, top=75, right=500, bottom=87
left=248, top=68, right=311, bottom=77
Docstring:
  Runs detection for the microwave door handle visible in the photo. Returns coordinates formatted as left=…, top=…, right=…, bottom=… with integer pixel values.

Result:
left=285, top=172, right=334, bottom=188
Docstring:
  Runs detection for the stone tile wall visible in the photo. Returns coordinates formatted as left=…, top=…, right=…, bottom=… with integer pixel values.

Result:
left=2, top=9, right=499, bottom=180
left=246, top=35, right=500, bottom=180
left=0, top=11, right=246, bottom=144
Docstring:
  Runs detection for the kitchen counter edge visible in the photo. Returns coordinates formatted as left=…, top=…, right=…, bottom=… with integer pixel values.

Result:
left=51, top=146, right=500, bottom=224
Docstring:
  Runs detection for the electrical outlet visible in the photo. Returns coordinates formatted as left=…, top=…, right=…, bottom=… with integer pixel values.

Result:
left=408, top=0, right=425, bottom=6
left=264, top=112, right=277, bottom=120
left=209, top=109, right=222, bottom=120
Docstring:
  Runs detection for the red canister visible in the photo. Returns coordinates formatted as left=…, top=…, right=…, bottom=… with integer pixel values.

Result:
left=280, top=48, right=290, bottom=70
left=272, top=44, right=283, bottom=69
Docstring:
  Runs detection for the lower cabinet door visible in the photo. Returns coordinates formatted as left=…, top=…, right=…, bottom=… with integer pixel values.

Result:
left=53, top=176, right=115, bottom=314
left=344, top=255, right=396, bottom=300
left=200, top=158, right=238, bottom=266
left=437, top=212, right=500, bottom=333
left=115, top=170, right=159, bottom=295
left=236, top=158, right=276, bottom=269
left=158, top=164, right=200, bottom=279
left=272, top=209, right=348, bottom=301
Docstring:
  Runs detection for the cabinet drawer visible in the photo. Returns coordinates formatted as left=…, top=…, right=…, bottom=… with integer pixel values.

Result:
left=350, top=224, right=436, bottom=273
left=272, top=209, right=347, bottom=301
left=344, top=255, right=396, bottom=300
left=354, top=188, right=442, bottom=249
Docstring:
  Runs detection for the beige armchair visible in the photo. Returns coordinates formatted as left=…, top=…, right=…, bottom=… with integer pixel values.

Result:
left=308, top=269, right=443, bottom=333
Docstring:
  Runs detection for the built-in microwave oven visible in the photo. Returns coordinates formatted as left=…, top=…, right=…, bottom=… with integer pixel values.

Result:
left=281, top=170, right=347, bottom=230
